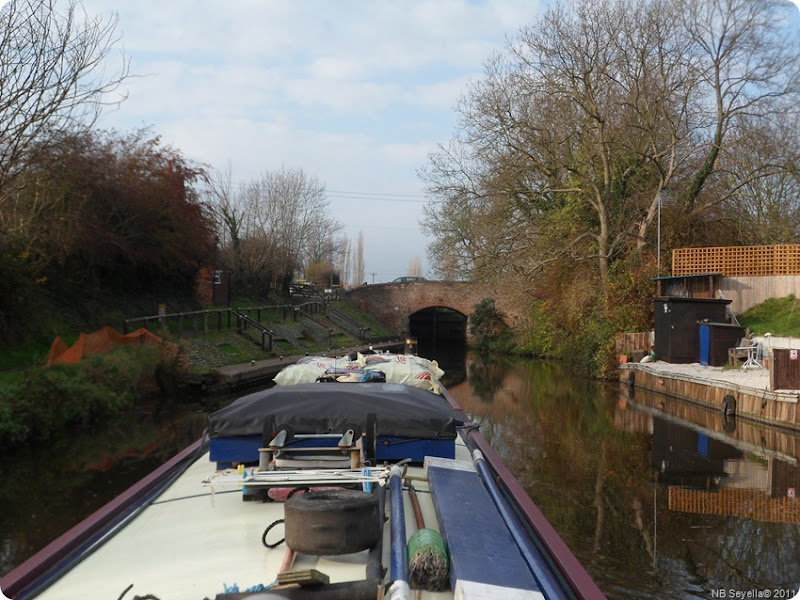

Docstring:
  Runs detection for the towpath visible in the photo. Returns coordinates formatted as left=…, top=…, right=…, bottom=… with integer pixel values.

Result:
left=211, top=341, right=404, bottom=391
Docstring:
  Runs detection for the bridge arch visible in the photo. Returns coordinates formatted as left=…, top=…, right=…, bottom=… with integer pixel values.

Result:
left=408, top=306, right=468, bottom=343
left=344, top=281, right=521, bottom=340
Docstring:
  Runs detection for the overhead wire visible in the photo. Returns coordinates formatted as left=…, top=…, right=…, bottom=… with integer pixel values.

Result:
left=221, top=181, right=428, bottom=203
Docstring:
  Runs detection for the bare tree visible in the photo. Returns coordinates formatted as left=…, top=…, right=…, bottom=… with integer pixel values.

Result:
left=352, top=231, right=365, bottom=286
left=0, top=0, right=130, bottom=201
left=406, top=256, right=423, bottom=277
left=218, top=166, right=345, bottom=294
left=421, top=0, right=800, bottom=290
left=206, top=163, right=245, bottom=281
left=720, top=115, right=800, bottom=244
left=678, top=0, right=800, bottom=207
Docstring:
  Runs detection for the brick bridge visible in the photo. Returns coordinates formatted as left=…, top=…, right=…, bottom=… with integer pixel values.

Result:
left=344, top=281, right=521, bottom=339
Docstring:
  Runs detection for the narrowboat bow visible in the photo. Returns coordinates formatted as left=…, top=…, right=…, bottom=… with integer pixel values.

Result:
left=1, top=353, right=607, bottom=600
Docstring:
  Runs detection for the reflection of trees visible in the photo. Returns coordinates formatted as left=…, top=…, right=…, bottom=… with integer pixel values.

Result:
left=687, top=519, right=800, bottom=587
left=466, top=357, right=509, bottom=402
left=0, top=406, right=206, bottom=574
left=463, top=355, right=800, bottom=595
left=592, top=447, right=606, bottom=554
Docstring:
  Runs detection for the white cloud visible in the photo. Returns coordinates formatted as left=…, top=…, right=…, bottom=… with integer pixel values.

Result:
left=73, top=0, right=542, bottom=281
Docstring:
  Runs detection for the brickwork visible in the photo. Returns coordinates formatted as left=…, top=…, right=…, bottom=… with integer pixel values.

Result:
left=344, top=281, right=521, bottom=335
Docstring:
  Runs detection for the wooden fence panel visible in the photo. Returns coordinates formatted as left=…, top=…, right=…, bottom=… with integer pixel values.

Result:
left=673, top=244, right=800, bottom=276
left=771, top=348, right=800, bottom=391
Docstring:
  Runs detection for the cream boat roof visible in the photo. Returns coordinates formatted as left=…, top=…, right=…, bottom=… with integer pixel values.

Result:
left=34, top=437, right=475, bottom=600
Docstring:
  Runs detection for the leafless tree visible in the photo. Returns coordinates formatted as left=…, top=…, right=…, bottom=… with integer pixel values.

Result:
left=352, top=231, right=365, bottom=286
left=210, top=166, right=344, bottom=294
left=205, top=163, right=246, bottom=281
left=246, top=166, right=331, bottom=272
left=719, top=115, right=800, bottom=244
left=421, top=0, right=800, bottom=290
left=0, top=0, right=130, bottom=202
left=406, top=256, right=423, bottom=277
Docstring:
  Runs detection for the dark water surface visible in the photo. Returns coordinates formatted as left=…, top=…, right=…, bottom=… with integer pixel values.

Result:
left=436, top=353, right=800, bottom=600
left=3, top=352, right=800, bottom=599
left=0, top=404, right=208, bottom=578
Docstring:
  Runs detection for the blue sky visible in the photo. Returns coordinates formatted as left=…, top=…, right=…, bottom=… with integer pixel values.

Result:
left=65, top=0, right=543, bottom=283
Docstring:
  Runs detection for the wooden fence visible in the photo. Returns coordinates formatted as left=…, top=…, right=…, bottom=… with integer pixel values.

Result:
left=672, top=244, right=800, bottom=276
left=614, top=332, right=653, bottom=357
left=123, top=305, right=293, bottom=336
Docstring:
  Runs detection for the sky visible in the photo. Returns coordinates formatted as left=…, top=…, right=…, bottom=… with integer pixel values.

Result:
left=48, top=0, right=543, bottom=284
left=3, top=0, right=798, bottom=284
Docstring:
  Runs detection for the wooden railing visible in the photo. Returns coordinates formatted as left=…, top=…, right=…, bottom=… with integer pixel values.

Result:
left=234, top=311, right=274, bottom=350
left=123, top=305, right=292, bottom=337
left=123, top=308, right=233, bottom=335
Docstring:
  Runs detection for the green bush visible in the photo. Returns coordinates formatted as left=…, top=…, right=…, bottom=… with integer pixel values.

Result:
left=469, top=298, right=514, bottom=353
left=0, top=344, right=172, bottom=449
left=516, top=301, right=555, bottom=356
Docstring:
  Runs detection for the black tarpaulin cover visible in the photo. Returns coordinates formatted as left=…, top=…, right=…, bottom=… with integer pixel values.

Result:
left=208, top=382, right=463, bottom=440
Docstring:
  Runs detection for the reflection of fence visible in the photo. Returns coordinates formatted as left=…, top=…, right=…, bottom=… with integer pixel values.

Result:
left=668, top=486, right=800, bottom=524
left=672, top=244, right=800, bottom=276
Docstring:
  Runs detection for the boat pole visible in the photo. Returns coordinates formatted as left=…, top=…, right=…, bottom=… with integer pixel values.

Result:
left=386, top=464, right=410, bottom=600
left=472, top=449, right=571, bottom=600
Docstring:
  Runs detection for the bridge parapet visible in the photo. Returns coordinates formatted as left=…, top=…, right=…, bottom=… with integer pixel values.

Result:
left=344, top=281, right=518, bottom=335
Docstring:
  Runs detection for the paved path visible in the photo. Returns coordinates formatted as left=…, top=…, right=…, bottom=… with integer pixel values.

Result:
left=634, top=360, right=771, bottom=392
left=215, top=341, right=405, bottom=388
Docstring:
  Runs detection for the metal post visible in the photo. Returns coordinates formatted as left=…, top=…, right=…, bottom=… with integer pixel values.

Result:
left=657, top=191, right=662, bottom=277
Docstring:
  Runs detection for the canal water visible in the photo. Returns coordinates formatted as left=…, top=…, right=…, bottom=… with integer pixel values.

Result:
left=2, top=351, right=800, bottom=599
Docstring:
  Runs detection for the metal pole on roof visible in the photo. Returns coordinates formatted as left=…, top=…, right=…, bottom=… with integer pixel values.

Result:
left=657, top=191, right=662, bottom=276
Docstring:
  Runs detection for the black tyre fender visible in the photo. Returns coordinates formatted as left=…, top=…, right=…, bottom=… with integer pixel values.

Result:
left=723, top=414, right=737, bottom=433
left=284, top=489, right=380, bottom=555
left=722, top=394, right=737, bottom=417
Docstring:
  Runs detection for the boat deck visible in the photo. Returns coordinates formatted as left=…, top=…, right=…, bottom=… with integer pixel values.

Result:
left=33, top=436, right=482, bottom=600
left=4, top=359, right=607, bottom=600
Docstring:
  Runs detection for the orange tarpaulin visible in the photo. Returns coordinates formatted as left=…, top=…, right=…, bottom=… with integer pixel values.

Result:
left=46, top=325, right=173, bottom=367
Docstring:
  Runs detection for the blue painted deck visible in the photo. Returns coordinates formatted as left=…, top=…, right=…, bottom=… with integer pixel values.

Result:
left=426, top=457, right=543, bottom=596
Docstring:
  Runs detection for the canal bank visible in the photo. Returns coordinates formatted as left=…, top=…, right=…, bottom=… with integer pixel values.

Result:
left=621, top=361, right=800, bottom=431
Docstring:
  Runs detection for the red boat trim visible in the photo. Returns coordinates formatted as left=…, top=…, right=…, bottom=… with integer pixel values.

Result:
left=466, top=430, right=607, bottom=600
left=1, top=438, right=205, bottom=598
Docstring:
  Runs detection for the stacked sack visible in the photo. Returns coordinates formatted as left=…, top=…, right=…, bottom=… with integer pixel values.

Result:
left=273, top=352, right=445, bottom=394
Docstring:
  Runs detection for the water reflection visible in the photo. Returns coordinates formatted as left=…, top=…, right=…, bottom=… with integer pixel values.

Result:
left=436, top=353, right=800, bottom=599
left=0, top=404, right=207, bottom=577
left=4, top=351, right=800, bottom=598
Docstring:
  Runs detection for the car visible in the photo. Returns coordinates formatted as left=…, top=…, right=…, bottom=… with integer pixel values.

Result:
left=392, top=276, right=428, bottom=283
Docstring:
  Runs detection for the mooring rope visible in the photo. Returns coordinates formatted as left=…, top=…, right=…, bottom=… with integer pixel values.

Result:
left=261, top=518, right=285, bottom=548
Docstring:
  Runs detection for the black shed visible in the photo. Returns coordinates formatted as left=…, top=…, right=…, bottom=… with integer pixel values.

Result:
left=653, top=297, right=732, bottom=363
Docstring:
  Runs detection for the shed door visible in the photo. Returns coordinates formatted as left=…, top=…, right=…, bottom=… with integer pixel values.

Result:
left=698, top=323, right=710, bottom=366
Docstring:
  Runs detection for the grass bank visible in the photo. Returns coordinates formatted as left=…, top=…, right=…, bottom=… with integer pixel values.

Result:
left=0, top=345, right=171, bottom=449
left=737, top=295, right=800, bottom=336
left=0, top=296, right=393, bottom=450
